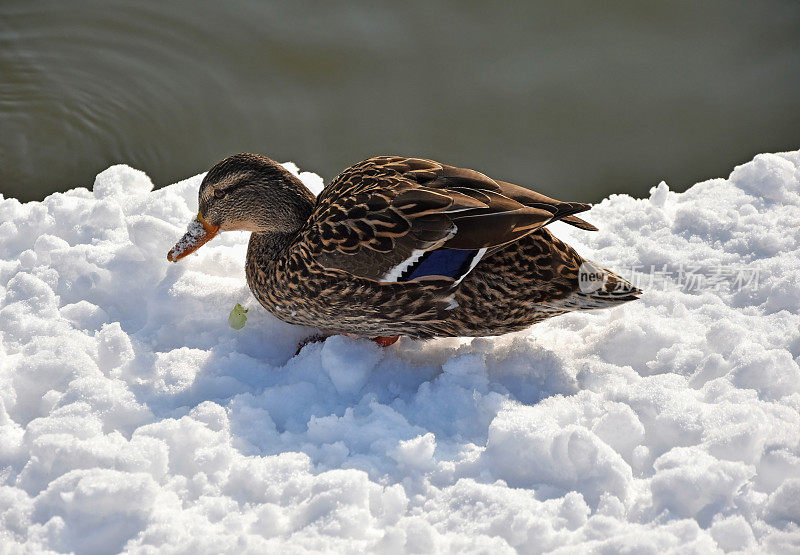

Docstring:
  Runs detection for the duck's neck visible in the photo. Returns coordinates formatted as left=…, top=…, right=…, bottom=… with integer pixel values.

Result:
left=249, top=169, right=315, bottom=260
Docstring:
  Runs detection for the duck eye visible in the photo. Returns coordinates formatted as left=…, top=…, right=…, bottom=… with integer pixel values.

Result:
left=214, top=189, right=226, bottom=199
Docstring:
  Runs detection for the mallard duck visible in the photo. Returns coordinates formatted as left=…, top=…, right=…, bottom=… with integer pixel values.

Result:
left=168, top=154, right=640, bottom=346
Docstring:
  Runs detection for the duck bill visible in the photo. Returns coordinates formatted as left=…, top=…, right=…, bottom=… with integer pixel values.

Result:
left=167, top=213, right=220, bottom=262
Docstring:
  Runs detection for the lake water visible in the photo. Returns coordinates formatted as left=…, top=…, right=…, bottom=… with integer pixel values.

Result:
left=2, top=1, right=799, bottom=202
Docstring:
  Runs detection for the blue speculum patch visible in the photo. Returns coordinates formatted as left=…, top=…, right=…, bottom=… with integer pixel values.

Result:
left=402, top=248, right=478, bottom=281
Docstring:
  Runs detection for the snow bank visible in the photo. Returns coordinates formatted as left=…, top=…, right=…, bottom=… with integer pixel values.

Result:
left=1, top=153, right=799, bottom=553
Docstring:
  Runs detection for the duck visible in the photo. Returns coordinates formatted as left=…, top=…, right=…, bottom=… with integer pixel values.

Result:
left=168, top=154, right=640, bottom=346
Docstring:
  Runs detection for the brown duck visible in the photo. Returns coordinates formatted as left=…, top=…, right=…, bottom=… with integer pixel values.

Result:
left=168, top=154, right=639, bottom=346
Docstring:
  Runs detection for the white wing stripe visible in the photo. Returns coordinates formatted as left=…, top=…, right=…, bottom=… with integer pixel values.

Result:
left=380, top=249, right=426, bottom=283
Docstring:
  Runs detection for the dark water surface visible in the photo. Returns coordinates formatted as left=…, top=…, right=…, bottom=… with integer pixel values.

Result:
left=2, top=1, right=799, bottom=202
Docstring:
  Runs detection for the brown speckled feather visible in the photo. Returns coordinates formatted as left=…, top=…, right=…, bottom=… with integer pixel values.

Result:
left=308, top=157, right=592, bottom=281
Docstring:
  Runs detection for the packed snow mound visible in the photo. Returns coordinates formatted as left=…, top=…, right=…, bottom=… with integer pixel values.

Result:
left=1, top=153, right=799, bottom=553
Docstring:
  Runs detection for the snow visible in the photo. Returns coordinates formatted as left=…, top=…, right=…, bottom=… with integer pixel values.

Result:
left=1, top=152, right=799, bottom=553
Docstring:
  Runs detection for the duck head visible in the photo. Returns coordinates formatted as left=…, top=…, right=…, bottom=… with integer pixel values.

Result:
left=167, top=153, right=316, bottom=261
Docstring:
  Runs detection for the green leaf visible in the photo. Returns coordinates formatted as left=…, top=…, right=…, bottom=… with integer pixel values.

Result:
left=228, top=303, right=249, bottom=330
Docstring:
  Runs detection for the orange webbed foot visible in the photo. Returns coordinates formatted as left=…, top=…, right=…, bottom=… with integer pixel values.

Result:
left=372, top=336, right=399, bottom=347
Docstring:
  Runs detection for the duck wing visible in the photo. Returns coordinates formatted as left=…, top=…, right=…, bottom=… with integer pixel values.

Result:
left=306, top=156, right=594, bottom=283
